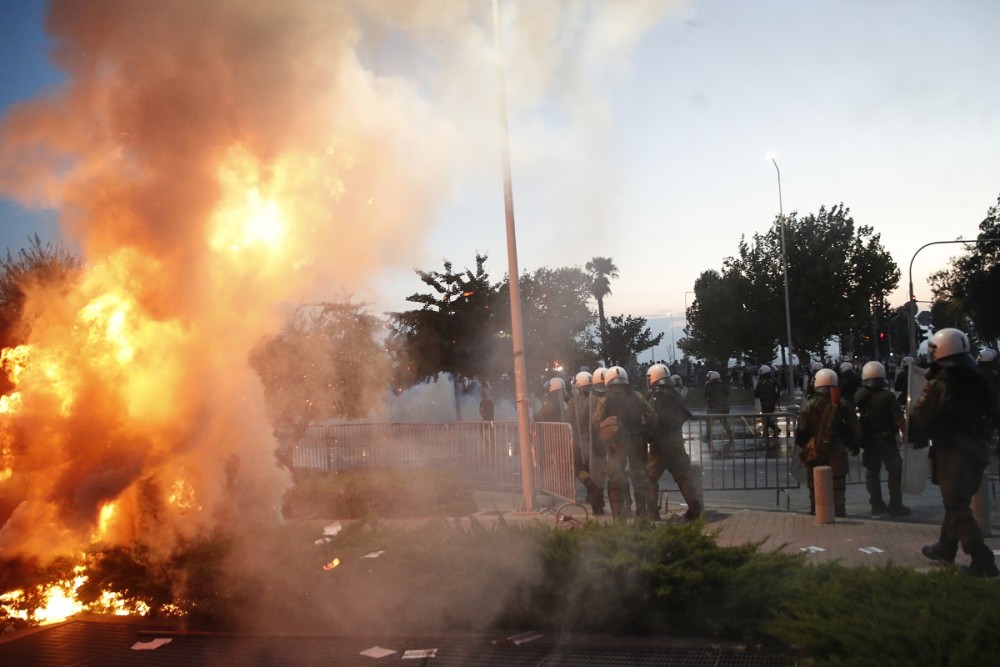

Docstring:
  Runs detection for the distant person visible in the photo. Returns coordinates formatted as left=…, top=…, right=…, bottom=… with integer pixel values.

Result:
left=703, top=370, right=733, bottom=448
left=795, top=368, right=862, bottom=517
left=911, top=329, right=1000, bottom=577
left=854, top=361, right=910, bottom=517
left=645, top=364, right=700, bottom=521
left=753, top=365, right=781, bottom=440
left=838, top=361, right=861, bottom=407
left=534, top=377, right=567, bottom=422
left=479, top=388, right=495, bottom=422
left=893, top=355, right=915, bottom=407
left=593, top=366, right=656, bottom=519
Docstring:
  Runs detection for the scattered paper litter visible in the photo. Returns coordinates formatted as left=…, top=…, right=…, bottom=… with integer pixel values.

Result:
left=131, top=638, right=173, bottom=651
left=363, top=550, right=386, bottom=559
left=507, top=631, right=542, bottom=646
left=859, top=546, right=886, bottom=554
left=402, top=648, right=437, bottom=659
left=360, top=645, right=397, bottom=659
left=323, top=521, right=343, bottom=536
left=800, top=546, right=826, bottom=553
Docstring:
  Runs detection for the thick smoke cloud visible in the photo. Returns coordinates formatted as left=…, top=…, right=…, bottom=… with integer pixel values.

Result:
left=0, top=0, right=674, bottom=571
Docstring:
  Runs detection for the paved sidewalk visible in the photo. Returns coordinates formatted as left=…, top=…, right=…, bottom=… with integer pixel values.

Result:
left=472, top=481, right=1000, bottom=573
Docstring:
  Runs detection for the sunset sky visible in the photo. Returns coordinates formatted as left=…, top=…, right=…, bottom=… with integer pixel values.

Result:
left=2, top=0, right=998, bottom=343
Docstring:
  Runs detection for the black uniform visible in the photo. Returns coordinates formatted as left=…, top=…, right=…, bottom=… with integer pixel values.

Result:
left=855, top=385, right=908, bottom=515
left=646, top=383, right=700, bottom=520
left=911, top=362, right=1000, bottom=576
left=795, top=390, right=862, bottom=516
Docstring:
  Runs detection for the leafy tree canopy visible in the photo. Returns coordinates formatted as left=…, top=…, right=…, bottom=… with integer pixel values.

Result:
left=250, top=300, right=389, bottom=432
left=929, top=193, right=1000, bottom=346
left=604, top=314, right=663, bottom=368
left=680, top=204, right=899, bottom=365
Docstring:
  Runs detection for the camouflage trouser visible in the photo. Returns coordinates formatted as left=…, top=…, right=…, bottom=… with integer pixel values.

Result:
left=606, top=436, right=647, bottom=518
left=646, top=434, right=700, bottom=517
left=862, top=436, right=903, bottom=506
left=932, top=447, right=991, bottom=564
left=806, top=449, right=848, bottom=512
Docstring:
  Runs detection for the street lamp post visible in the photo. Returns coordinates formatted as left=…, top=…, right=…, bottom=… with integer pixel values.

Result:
left=906, top=237, right=1000, bottom=356
left=771, top=157, right=796, bottom=400
left=492, top=0, right=535, bottom=511
left=668, top=312, right=676, bottom=363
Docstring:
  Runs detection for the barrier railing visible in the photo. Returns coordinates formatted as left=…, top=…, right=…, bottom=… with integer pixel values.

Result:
left=276, top=411, right=882, bottom=508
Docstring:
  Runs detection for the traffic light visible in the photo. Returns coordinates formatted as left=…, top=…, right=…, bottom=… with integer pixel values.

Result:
left=878, top=331, right=887, bottom=342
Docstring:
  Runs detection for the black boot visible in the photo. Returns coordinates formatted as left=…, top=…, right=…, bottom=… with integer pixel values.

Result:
left=887, top=501, right=912, bottom=517
left=964, top=545, right=1000, bottom=578
left=870, top=500, right=889, bottom=515
left=921, top=541, right=957, bottom=564
left=585, top=479, right=605, bottom=515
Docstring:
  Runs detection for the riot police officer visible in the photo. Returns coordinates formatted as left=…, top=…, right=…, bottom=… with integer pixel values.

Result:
left=855, top=361, right=910, bottom=517
left=592, top=366, right=656, bottom=519
left=795, top=368, right=862, bottom=517
left=912, top=329, right=1000, bottom=577
left=646, top=364, right=701, bottom=520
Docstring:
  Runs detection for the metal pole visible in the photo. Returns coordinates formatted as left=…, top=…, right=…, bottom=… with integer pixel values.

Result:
left=492, top=0, right=535, bottom=511
left=771, top=158, right=796, bottom=401
left=907, top=237, right=1000, bottom=357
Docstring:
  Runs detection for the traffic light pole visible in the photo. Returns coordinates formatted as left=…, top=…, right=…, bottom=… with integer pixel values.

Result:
left=907, top=238, right=1000, bottom=357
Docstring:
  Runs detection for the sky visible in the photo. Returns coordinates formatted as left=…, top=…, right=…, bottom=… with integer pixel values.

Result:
left=1, top=0, right=998, bottom=357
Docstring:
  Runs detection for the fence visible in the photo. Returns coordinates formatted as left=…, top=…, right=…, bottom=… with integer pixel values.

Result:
left=276, top=412, right=825, bottom=506
left=276, top=420, right=577, bottom=504
left=277, top=413, right=997, bottom=509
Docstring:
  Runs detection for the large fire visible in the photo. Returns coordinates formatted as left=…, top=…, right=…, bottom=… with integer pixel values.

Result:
left=0, top=0, right=664, bottom=629
left=0, top=0, right=452, bottom=626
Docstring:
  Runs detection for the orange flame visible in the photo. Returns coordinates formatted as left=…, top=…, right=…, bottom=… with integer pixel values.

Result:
left=322, top=557, right=341, bottom=571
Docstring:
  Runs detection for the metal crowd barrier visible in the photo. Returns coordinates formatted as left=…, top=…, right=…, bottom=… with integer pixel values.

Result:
left=274, top=421, right=579, bottom=505
left=276, top=412, right=893, bottom=509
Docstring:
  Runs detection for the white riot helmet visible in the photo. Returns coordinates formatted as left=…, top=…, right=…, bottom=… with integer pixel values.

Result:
left=900, top=356, right=915, bottom=367
left=574, top=371, right=593, bottom=390
left=759, top=364, right=771, bottom=376
left=605, top=365, right=629, bottom=386
left=839, top=362, right=854, bottom=373
left=670, top=374, right=683, bottom=388
left=592, top=367, right=608, bottom=393
left=707, top=371, right=721, bottom=382
left=929, top=328, right=976, bottom=368
left=810, top=361, right=823, bottom=373
left=646, top=363, right=671, bottom=387
left=861, top=361, right=887, bottom=388
left=978, top=349, right=998, bottom=364
left=546, top=377, right=566, bottom=394
left=813, top=368, right=838, bottom=394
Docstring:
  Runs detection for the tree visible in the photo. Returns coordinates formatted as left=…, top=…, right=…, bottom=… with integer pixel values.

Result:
left=387, top=254, right=502, bottom=405
left=678, top=269, right=771, bottom=367
left=0, top=234, right=82, bottom=351
left=585, top=256, right=619, bottom=363
left=681, top=204, right=899, bottom=365
left=496, top=265, right=597, bottom=379
left=929, top=193, right=1000, bottom=346
left=604, top=314, right=663, bottom=368
left=249, top=300, right=389, bottom=465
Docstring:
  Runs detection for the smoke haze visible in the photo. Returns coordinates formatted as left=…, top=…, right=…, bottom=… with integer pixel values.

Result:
left=0, top=0, right=673, bottom=573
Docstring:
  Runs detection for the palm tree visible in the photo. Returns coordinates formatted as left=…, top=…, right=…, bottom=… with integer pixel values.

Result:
left=586, top=256, right=619, bottom=364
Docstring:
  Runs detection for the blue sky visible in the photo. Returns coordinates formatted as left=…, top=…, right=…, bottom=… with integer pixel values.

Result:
left=1, top=0, right=998, bottom=346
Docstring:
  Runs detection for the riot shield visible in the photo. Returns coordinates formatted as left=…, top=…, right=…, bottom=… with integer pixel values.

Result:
left=901, top=366, right=929, bottom=495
